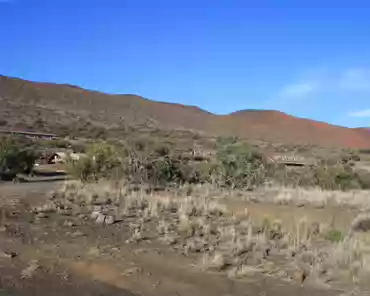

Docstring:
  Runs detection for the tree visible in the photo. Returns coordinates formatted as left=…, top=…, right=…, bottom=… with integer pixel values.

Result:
left=0, top=137, right=37, bottom=179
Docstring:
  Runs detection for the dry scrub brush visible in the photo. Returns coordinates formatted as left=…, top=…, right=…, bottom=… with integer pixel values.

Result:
left=45, top=181, right=370, bottom=289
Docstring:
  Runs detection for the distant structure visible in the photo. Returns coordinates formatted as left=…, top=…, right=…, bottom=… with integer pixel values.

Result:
left=0, top=129, right=56, bottom=140
left=266, top=153, right=315, bottom=167
left=47, top=152, right=85, bottom=164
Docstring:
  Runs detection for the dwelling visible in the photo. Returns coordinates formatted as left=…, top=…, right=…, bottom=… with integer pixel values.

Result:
left=266, top=153, right=316, bottom=167
left=47, top=152, right=85, bottom=164
left=0, top=129, right=56, bottom=140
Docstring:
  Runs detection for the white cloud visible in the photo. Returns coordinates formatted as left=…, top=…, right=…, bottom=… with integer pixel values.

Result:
left=348, top=109, right=370, bottom=118
left=278, top=81, right=317, bottom=98
left=340, top=68, right=370, bottom=91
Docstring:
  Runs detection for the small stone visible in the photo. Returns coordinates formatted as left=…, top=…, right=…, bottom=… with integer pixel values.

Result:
left=78, top=214, right=88, bottom=220
left=71, top=231, right=84, bottom=238
left=90, top=211, right=101, bottom=220
left=21, top=260, right=40, bottom=279
left=87, top=247, right=100, bottom=256
left=104, top=215, right=115, bottom=225
left=122, top=267, right=142, bottom=276
left=293, top=269, right=307, bottom=284
left=152, top=280, right=161, bottom=288
left=0, top=250, right=17, bottom=259
left=63, top=220, right=76, bottom=227
left=95, top=213, right=106, bottom=224
left=276, top=270, right=288, bottom=278
left=35, top=212, right=49, bottom=219
left=58, top=210, right=72, bottom=216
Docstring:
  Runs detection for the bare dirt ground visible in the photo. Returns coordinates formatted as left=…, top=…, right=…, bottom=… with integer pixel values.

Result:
left=0, top=182, right=364, bottom=296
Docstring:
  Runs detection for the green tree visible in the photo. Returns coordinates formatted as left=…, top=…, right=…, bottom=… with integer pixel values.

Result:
left=0, top=137, right=37, bottom=178
left=216, top=141, right=266, bottom=189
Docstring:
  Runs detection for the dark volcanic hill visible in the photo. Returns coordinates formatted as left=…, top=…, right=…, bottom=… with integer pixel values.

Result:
left=1, top=75, right=370, bottom=148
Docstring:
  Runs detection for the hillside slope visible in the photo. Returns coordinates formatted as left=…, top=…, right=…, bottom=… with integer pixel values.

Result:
left=1, top=75, right=369, bottom=148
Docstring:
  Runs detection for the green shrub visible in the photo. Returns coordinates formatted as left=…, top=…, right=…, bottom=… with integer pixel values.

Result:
left=215, top=141, right=266, bottom=189
left=0, top=137, right=38, bottom=177
left=324, top=229, right=344, bottom=242
left=66, top=138, right=370, bottom=191
left=67, top=143, right=124, bottom=182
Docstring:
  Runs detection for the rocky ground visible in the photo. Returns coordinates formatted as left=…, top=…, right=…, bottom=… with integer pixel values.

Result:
left=0, top=181, right=369, bottom=296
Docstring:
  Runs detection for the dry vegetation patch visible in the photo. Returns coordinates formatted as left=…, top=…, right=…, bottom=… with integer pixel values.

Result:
left=33, top=181, right=370, bottom=290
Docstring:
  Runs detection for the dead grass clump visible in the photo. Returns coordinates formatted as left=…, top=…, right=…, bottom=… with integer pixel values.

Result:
left=202, top=252, right=229, bottom=271
left=267, top=187, right=370, bottom=209
left=47, top=181, right=370, bottom=290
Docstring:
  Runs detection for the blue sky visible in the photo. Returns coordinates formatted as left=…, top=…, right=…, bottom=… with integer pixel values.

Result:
left=1, top=0, right=370, bottom=127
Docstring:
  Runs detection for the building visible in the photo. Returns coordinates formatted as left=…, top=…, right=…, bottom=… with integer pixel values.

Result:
left=266, top=153, right=316, bottom=167
left=0, top=129, right=56, bottom=140
left=47, top=152, right=85, bottom=164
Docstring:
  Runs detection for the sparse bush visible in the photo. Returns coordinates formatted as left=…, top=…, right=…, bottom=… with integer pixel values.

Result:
left=0, top=137, right=38, bottom=179
left=67, top=143, right=123, bottom=181
left=66, top=137, right=369, bottom=191
left=215, top=140, right=266, bottom=189
left=324, top=229, right=344, bottom=242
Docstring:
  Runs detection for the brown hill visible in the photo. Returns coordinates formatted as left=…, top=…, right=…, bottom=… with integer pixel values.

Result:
left=1, top=75, right=369, bottom=148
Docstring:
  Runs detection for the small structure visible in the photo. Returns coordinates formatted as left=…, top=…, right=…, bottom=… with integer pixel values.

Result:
left=266, top=153, right=315, bottom=167
left=0, top=129, right=56, bottom=140
left=47, top=152, right=84, bottom=164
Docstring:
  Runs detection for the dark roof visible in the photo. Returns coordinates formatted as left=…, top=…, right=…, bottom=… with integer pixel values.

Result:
left=0, top=129, right=56, bottom=137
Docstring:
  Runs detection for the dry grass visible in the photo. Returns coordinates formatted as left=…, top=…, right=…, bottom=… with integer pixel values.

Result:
left=163, top=183, right=370, bottom=210
left=254, top=187, right=370, bottom=209
left=46, top=181, right=370, bottom=289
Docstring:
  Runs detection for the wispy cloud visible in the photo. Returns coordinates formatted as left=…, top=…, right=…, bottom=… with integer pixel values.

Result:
left=278, top=81, right=316, bottom=98
left=258, top=66, right=370, bottom=126
left=259, top=81, right=318, bottom=112
left=340, top=68, right=370, bottom=91
left=348, top=109, right=370, bottom=118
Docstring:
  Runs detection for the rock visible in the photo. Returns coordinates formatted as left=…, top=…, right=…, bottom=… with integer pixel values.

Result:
left=78, top=214, right=88, bottom=220
left=90, top=211, right=101, bottom=220
left=58, top=210, right=72, bottom=216
left=37, top=203, right=57, bottom=214
left=122, top=267, right=142, bottom=276
left=87, top=247, right=100, bottom=256
left=0, top=250, right=17, bottom=259
left=276, top=269, right=289, bottom=278
left=104, top=215, right=115, bottom=225
left=351, top=213, right=370, bottom=232
left=293, top=269, right=308, bottom=284
left=63, top=220, right=76, bottom=227
left=152, top=280, right=161, bottom=288
left=185, top=237, right=207, bottom=253
left=161, top=234, right=178, bottom=245
left=35, top=212, right=49, bottom=219
left=71, top=231, right=85, bottom=238
left=21, top=260, right=40, bottom=279
left=95, top=213, right=106, bottom=224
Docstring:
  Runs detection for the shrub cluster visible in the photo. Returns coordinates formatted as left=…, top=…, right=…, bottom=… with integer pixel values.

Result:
left=67, top=138, right=370, bottom=191
left=0, top=137, right=38, bottom=179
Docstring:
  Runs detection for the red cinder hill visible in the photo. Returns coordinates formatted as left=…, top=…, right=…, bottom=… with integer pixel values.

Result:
left=1, top=75, right=369, bottom=148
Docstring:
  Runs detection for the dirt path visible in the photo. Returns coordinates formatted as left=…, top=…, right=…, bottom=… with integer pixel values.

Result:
left=0, top=182, right=357, bottom=296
